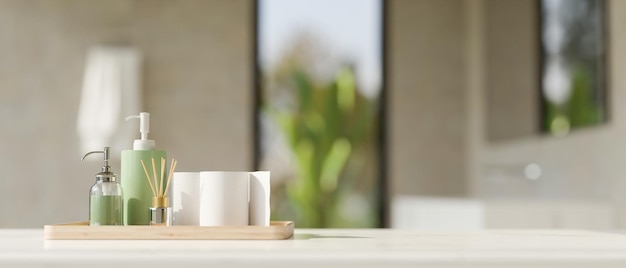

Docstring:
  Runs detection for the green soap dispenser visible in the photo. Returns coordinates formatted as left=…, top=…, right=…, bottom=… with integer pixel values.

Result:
left=82, top=147, right=123, bottom=226
left=121, top=112, right=167, bottom=225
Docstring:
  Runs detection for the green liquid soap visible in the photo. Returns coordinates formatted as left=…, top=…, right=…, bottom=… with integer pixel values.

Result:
left=90, top=195, right=123, bottom=226
left=122, top=112, right=167, bottom=225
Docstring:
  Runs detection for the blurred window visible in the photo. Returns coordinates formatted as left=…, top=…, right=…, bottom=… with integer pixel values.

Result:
left=540, top=0, right=608, bottom=135
left=256, top=0, right=385, bottom=227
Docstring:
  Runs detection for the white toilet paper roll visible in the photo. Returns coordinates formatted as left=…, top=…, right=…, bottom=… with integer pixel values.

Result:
left=199, top=171, right=249, bottom=226
left=171, top=172, right=201, bottom=225
left=249, top=171, right=271, bottom=226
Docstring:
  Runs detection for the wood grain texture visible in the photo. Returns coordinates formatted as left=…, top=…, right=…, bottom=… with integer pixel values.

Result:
left=44, top=221, right=294, bottom=240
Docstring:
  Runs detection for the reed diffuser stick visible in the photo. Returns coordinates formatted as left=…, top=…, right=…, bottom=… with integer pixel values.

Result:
left=151, top=158, right=159, bottom=197
left=140, top=159, right=157, bottom=196
left=163, top=159, right=177, bottom=197
left=160, top=157, right=165, bottom=197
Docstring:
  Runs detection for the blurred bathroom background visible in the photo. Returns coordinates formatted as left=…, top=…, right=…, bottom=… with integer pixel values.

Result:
left=1, top=0, right=625, bottom=229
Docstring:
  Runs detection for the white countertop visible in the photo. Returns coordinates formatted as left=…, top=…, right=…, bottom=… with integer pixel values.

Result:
left=3, top=228, right=626, bottom=268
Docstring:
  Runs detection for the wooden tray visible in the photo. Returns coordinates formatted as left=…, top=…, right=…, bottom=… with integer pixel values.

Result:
left=44, top=221, right=294, bottom=240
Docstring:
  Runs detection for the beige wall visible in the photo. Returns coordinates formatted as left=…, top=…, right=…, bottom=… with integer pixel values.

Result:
left=0, top=0, right=252, bottom=227
left=484, top=0, right=538, bottom=142
left=388, top=0, right=468, bottom=197
left=390, top=0, right=626, bottom=229
left=471, top=0, right=626, bottom=202
left=390, top=0, right=626, bottom=204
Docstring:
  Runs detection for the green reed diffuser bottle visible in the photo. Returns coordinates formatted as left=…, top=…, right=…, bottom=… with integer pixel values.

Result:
left=121, top=112, right=167, bottom=225
left=82, top=147, right=123, bottom=226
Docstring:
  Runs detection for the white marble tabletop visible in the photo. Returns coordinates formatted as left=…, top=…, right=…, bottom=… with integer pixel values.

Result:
left=2, top=228, right=626, bottom=268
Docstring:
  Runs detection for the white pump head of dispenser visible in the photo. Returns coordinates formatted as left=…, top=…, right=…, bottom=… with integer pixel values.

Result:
left=126, top=112, right=156, bottom=150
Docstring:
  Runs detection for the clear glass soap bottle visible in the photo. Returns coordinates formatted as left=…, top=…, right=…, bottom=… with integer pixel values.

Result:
left=82, top=147, right=123, bottom=226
